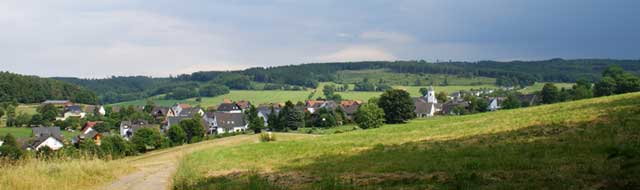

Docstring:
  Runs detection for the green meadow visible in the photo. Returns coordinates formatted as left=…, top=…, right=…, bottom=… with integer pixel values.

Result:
left=518, top=82, right=575, bottom=94
left=173, top=92, right=640, bottom=189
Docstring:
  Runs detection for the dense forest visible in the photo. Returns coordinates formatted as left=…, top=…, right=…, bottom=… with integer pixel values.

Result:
left=0, top=72, right=98, bottom=104
left=53, top=59, right=640, bottom=104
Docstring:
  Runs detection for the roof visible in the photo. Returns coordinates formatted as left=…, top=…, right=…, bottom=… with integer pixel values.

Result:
left=151, top=107, right=170, bottom=116
left=442, top=101, right=470, bottom=114
left=213, top=112, right=246, bottom=129
left=217, top=103, right=241, bottom=112
left=414, top=98, right=434, bottom=114
left=340, top=102, right=361, bottom=115
left=42, top=100, right=71, bottom=104
left=65, top=105, right=83, bottom=113
left=29, top=135, right=63, bottom=149
left=306, top=100, right=325, bottom=107
left=177, top=103, right=191, bottom=109
left=32, top=127, right=63, bottom=140
left=179, top=107, right=203, bottom=117
left=85, top=105, right=96, bottom=113
left=236, top=100, right=251, bottom=110
left=167, top=116, right=192, bottom=127
left=81, top=121, right=103, bottom=133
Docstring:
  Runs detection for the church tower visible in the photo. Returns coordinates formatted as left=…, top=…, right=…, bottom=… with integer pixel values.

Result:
left=425, top=86, right=437, bottom=104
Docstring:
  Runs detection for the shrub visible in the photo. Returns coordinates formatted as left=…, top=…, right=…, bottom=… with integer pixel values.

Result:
left=259, top=132, right=276, bottom=142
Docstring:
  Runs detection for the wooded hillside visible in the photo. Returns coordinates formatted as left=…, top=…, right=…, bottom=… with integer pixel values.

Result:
left=0, top=72, right=98, bottom=104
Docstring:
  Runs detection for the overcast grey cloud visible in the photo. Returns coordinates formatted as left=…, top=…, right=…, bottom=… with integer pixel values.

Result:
left=1, top=0, right=639, bottom=78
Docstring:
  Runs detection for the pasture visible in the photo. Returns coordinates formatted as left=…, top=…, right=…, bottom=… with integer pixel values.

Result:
left=173, top=92, right=640, bottom=189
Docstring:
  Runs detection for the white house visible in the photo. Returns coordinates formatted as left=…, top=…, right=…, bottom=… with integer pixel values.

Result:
left=210, top=112, right=247, bottom=134
left=56, top=105, right=86, bottom=121
left=31, top=136, right=64, bottom=151
left=29, top=127, right=65, bottom=151
left=487, top=98, right=502, bottom=111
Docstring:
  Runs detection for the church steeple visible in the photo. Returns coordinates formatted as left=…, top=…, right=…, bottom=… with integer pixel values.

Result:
left=425, top=86, right=437, bottom=104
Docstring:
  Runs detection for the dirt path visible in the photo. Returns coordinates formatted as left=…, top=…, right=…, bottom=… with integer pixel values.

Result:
left=101, top=133, right=313, bottom=190
left=102, top=135, right=258, bottom=190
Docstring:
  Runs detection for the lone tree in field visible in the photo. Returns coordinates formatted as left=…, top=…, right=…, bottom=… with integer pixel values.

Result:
left=354, top=103, right=385, bottom=129
left=541, top=83, right=560, bottom=104
left=167, top=125, right=187, bottom=146
left=247, top=105, right=264, bottom=133
left=378, top=89, right=415, bottom=124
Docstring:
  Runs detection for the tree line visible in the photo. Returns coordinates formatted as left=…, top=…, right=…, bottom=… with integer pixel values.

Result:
left=0, top=72, right=97, bottom=104
left=53, top=59, right=640, bottom=104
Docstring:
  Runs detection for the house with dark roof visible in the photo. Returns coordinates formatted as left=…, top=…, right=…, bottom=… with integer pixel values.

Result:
left=217, top=103, right=242, bottom=113
left=28, top=127, right=64, bottom=151
left=210, top=112, right=247, bottom=134
left=56, top=105, right=86, bottom=121
left=442, top=101, right=470, bottom=115
left=151, top=106, right=171, bottom=121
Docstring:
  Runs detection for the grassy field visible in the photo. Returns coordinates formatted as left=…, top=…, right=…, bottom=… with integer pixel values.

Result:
left=518, top=82, right=575, bottom=94
left=173, top=92, right=640, bottom=189
left=336, top=69, right=496, bottom=86
left=0, top=104, right=39, bottom=128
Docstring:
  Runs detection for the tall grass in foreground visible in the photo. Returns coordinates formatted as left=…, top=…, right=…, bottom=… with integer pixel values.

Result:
left=0, top=155, right=130, bottom=190
left=173, top=92, right=640, bottom=189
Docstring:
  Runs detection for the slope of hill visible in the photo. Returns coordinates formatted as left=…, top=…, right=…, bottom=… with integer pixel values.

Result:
left=173, top=92, right=640, bottom=189
left=0, top=72, right=97, bottom=104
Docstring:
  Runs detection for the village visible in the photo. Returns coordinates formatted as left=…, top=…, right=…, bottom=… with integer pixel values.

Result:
left=0, top=86, right=539, bottom=153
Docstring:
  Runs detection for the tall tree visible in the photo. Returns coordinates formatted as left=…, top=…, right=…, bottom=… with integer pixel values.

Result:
left=541, top=83, right=560, bottom=104
left=246, top=105, right=264, bottom=133
left=377, top=89, right=415, bottom=124
left=436, top=91, right=448, bottom=103
left=37, top=103, right=59, bottom=122
left=267, top=106, right=279, bottom=131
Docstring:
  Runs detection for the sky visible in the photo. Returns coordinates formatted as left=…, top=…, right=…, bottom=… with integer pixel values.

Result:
left=1, top=0, right=639, bottom=78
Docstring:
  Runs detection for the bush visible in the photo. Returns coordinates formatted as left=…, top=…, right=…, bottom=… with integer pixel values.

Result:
left=354, top=103, right=385, bottom=129
left=167, top=125, right=187, bottom=146
left=259, top=132, right=276, bottom=142
left=131, top=128, right=163, bottom=153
